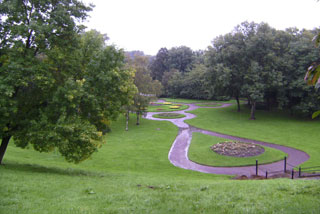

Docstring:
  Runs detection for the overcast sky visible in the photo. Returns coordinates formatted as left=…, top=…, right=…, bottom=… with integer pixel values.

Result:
left=82, top=0, right=320, bottom=55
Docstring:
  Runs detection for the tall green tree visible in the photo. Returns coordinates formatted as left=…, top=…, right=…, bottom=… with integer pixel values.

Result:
left=207, top=22, right=253, bottom=111
left=0, top=0, right=136, bottom=164
left=168, top=46, right=195, bottom=73
left=150, top=48, right=169, bottom=82
left=126, top=54, right=161, bottom=127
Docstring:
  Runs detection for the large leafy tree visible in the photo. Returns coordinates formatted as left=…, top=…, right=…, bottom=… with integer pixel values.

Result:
left=206, top=22, right=254, bottom=111
left=150, top=48, right=169, bottom=82
left=0, top=0, right=136, bottom=164
left=168, top=46, right=195, bottom=73
left=126, top=54, right=161, bottom=127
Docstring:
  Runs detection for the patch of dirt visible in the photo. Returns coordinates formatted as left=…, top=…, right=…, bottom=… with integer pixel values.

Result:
left=211, top=141, right=265, bottom=157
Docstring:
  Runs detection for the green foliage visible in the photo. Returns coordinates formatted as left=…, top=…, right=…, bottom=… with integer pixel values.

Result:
left=205, top=22, right=320, bottom=118
left=0, top=0, right=136, bottom=163
left=150, top=46, right=197, bottom=96
left=305, top=31, right=320, bottom=89
left=125, top=53, right=161, bottom=126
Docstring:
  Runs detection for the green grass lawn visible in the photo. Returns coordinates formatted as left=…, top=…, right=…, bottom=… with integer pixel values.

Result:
left=163, top=98, right=212, bottom=103
left=152, top=113, right=186, bottom=119
left=186, top=104, right=320, bottom=168
left=1, top=112, right=320, bottom=213
left=189, top=132, right=287, bottom=167
left=147, top=103, right=189, bottom=112
left=163, top=98, right=246, bottom=105
left=195, top=103, right=223, bottom=107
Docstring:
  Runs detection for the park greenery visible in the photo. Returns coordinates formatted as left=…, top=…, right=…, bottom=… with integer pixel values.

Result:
left=1, top=112, right=320, bottom=213
left=1, top=0, right=320, bottom=213
left=149, top=22, right=320, bottom=120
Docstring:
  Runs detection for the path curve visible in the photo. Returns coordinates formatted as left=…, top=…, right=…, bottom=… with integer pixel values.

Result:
left=145, top=102, right=310, bottom=176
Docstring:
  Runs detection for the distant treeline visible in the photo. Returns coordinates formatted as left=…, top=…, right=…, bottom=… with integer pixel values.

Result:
left=132, top=21, right=320, bottom=118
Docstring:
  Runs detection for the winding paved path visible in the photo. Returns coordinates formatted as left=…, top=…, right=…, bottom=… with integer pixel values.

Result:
left=145, top=101, right=310, bottom=177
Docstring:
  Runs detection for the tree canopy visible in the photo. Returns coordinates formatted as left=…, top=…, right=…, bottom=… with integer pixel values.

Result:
left=0, top=0, right=136, bottom=164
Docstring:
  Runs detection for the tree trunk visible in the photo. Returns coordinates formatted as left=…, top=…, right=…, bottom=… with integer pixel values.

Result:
left=267, top=97, right=270, bottom=111
left=125, top=111, right=129, bottom=131
left=235, top=96, right=240, bottom=112
left=0, top=135, right=11, bottom=165
left=250, top=101, right=256, bottom=120
left=136, top=111, right=140, bottom=125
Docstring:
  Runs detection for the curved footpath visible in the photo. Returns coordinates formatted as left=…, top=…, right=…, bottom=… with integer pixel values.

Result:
left=145, top=101, right=310, bottom=177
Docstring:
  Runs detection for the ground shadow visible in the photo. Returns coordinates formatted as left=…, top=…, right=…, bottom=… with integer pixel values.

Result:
left=0, top=161, right=107, bottom=178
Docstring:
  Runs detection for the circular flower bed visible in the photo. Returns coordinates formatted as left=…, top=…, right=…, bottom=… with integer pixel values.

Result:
left=169, top=105, right=180, bottom=109
left=211, top=141, right=265, bottom=157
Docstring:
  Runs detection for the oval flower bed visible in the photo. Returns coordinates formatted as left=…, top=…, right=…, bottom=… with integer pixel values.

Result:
left=188, top=133, right=287, bottom=167
left=146, top=103, right=189, bottom=112
left=211, top=141, right=264, bottom=157
left=152, top=113, right=186, bottom=119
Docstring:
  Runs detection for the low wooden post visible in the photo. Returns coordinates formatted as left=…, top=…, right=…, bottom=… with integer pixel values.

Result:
left=299, top=167, right=301, bottom=177
left=291, top=169, right=294, bottom=179
left=265, top=171, right=268, bottom=179
left=284, top=157, right=287, bottom=173
left=256, top=160, right=258, bottom=176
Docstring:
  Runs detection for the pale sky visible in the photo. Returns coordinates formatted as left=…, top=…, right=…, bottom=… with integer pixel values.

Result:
left=82, top=0, right=320, bottom=55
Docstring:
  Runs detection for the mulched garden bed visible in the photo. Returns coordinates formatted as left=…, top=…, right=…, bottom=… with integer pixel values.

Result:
left=211, top=141, right=265, bottom=157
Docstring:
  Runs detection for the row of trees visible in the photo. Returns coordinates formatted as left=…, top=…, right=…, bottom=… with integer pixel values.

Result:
left=150, top=22, right=320, bottom=119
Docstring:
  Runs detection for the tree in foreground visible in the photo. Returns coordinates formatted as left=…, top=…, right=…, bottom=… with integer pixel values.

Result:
left=0, top=0, right=136, bottom=164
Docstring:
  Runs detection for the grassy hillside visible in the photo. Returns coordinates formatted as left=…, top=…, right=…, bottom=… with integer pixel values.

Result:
left=1, top=114, right=320, bottom=213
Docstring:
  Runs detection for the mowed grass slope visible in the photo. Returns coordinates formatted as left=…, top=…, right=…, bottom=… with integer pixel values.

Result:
left=186, top=104, right=320, bottom=167
left=0, top=114, right=320, bottom=213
